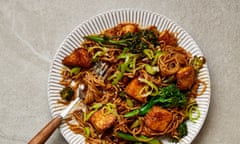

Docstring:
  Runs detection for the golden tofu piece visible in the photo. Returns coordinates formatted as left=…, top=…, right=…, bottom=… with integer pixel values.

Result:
left=103, top=23, right=138, bottom=37
left=144, top=106, right=172, bottom=132
left=62, top=48, right=92, bottom=68
left=176, top=66, right=196, bottom=90
left=125, top=78, right=146, bottom=103
left=121, top=23, right=138, bottom=33
left=90, top=108, right=116, bottom=132
left=159, top=30, right=178, bottom=47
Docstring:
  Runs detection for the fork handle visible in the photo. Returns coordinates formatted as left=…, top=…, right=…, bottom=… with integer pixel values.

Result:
left=28, top=115, right=62, bottom=144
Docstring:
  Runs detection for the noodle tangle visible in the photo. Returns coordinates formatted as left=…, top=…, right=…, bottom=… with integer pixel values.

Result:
left=59, top=23, right=207, bottom=144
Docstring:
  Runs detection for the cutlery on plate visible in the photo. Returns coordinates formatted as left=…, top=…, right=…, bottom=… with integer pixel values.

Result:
left=28, top=62, right=109, bottom=144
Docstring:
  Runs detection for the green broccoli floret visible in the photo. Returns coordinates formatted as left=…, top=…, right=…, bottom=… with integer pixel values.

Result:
left=190, top=56, right=206, bottom=72
left=155, top=84, right=187, bottom=108
left=119, top=29, right=159, bottom=53
left=177, top=122, right=188, bottom=138
left=170, top=122, right=188, bottom=142
left=60, top=87, right=74, bottom=101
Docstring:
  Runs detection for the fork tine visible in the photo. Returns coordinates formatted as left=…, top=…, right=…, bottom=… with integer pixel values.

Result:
left=93, top=62, right=108, bottom=75
left=94, top=62, right=103, bottom=74
left=93, top=61, right=110, bottom=80
left=99, top=63, right=108, bottom=76
left=102, top=67, right=111, bottom=80
left=92, top=63, right=99, bottom=71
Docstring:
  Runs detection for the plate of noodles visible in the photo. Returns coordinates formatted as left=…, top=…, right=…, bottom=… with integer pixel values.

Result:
left=48, top=9, right=210, bottom=144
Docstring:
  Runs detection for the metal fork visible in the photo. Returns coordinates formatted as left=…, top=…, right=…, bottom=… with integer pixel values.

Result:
left=29, top=62, right=109, bottom=144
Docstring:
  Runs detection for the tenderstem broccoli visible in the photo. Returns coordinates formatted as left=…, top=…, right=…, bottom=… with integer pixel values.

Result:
left=124, top=84, right=187, bottom=117
left=84, top=29, right=159, bottom=54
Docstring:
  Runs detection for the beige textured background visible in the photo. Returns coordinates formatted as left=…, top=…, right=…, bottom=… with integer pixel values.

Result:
left=0, top=0, right=240, bottom=144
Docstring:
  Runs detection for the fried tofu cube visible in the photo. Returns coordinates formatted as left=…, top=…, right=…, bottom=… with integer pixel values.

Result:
left=103, top=23, right=138, bottom=37
left=90, top=108, right=116, bottom=132
left=121, top=23, right=138, bottom=33
left=159, top=30, right=178, bottom=47
left=176, top=66, right=196, bottom=90
left=62, top=48, right=92, bottom=68
left=144, top=106, right=173, bottom=132
left=125, top=78, right=146, bottom=103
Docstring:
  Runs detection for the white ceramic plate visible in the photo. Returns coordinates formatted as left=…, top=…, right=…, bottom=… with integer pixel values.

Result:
left=48, top=9, right=211, bottom=144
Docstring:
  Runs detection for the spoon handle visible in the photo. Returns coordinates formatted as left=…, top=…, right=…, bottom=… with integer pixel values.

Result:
left=28, top=115, right=62, bottom=144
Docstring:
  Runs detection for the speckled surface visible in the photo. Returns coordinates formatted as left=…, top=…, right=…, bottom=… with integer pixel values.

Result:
left=0, top=0, right=240, bottom=144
